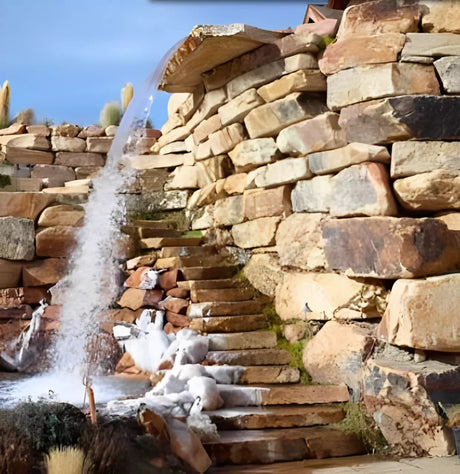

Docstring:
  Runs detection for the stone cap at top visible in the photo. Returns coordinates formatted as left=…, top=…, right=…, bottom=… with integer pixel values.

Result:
left=159, top=24, right=287, bottom=93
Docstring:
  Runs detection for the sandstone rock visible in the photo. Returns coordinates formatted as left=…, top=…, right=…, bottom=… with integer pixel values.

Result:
left=163, top=296, right=189, bottom=315
left=75, top=166, right=102, bottom=179
left=0, top=134, right=50, bottom=150
left=51, top=136, right=86, bottom=153
left=156, top=125, right=190, bottom=149
left=309, top=143, right=390, bottom=175
left=435, top=211, right=460, bottom=231
left=86, top=137, right=113, bottom=153
left=209, top=123, right=245, bottom=155
left=243, top=253, right=283, bottom=297
left=35, top=226, right=77, bottom=257
left=319, top=33, right=405, bottom=75
left=190, top=205, right=214, bottom=230
left=0, top=123, right=26, bottom=136
left=283, top=323, right=307, bottom=343
left=77, top=125, right=104, bottom=138
left=251, top=156, right=312, bottom=189
left=37, top=205, right=84, bottom=227
left=195, top=140, right=213, bottom=161
left=117, top=288, right=164, bottom=311
left=295, top=19, right=338, bottom=37
left=337, top=0, right=421, bottom=39
left=303, top=320, right=375, bottom=397
left=167, top=166, right=198, bottom=190
left=129, top=153, right=186, bottom=170
left=393, top=170, right=460, bottom=211
left=135, top=190, right=189, bottom=212
left=104, top=125, right=118, bottom=137
left=203, top=32, right=320, bottom=91
left=208, top=329, right=277, bottom=351
left=257, top=70, right=326, bottom=102
left=3, top=148, right=54, bottom=165
left=277, top=112, right=347, bottom=156
left=434, top=56, right=460, bottom=93
left=323, top=217, right=460, bottom=279
left=291, top=175, right=332, bottom=214
left=55, top=152, right=104, bottom=167
left=244, top=92, right=327, bottom=139
left=51, top=124, right=80, bottom=137
left=31, top=164, right=76, bottom=187
left=377, top=273, right=460, bottom=352
left=276, top=213, right=327, bottom=271
left=0, top=305, right=33, bottom=320
left=159, top=141, right=188, bottom=155
left=228, top=138, right=279, bottom=173
left=328, top=63, right=440, bottom=111
left=193, top=114, right=222, bottom=144
left=232, top=217, right=280, bottom=248
left=339, top=96, right=460, bottom=144
left=218, top=88, right=264, bottom=126
left=186, top=88, right=227, bottom=132
left=22, top=258, right=67, bottom=286
left=0, top=288, right=24, bottom=308
left=402, top=32, right=460, bottom=59
left=223, top=173, right=247, bottom=195
left=226, top=53, right=318, bottom=99
left=196, top=155, right=233, bottom=188
left=0, top=217, right=35, bottom=260
left=422, top=0, right=460, bottom=33
left=244, top=186, right=292, bottom=220
left=0, top=259, right=22, bottom=289
left=0, top=192, right=55, bottom=220
left=214, top=196, right=244, bottom=226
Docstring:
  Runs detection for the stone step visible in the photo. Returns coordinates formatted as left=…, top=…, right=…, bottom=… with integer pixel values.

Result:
left=139, top=237, right=202, bottom=249
left=159, top=245, right=218, bottom=258
left=190, top=314, right=268, bottom=333
left=154, top=255, right=227, bottom=269
left=188, top=301, right=263, bottom=317
left=138, top=228, right=183, bottom=239
left=204, top=426, right=365, bottom=464
left=208, top=330, right=277, bottom=351
left=206, top=404, right=345, bottom=430
left=191, top=287, right=255, bottom=302
left=180, top=266, right=237, bottom=280
left=217, top=384, right=350, bottom=407
left=177, top=279, right=247, bottom=290
left=131, top=219, right=177, bottom=229
left=240, top=366, right=300, bottom=384
left=205, top=349, right=291, bottom=366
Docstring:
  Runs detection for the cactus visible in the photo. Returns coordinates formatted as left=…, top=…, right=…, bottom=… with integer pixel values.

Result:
left=16, top=108, right=36, bottom=125
left=99, top=101, right=121, bottom=128
left=121, top=82, right=134, bottom=113
left=0, top=80, right=10, bottom=129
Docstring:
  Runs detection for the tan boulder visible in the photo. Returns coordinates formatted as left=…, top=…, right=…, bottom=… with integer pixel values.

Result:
left=129, top=153, right=186, bottom=170
left=376, top=273, right=460, bottom=352
left=244, top=186, right=291, bottom=220
left=422, top=0, right=460, bottom=33
left=31, top=164, right=76, bottom=187
left=435, top=211, right=460, bottom=231
left=86, top=137, right=113, bottom=153
left=232, top=217, right=280, bottom=248
left=51, top=124, right=80, bottom=137
left=393, top=170, right=460, bottom=211
left=23, top=258, right=67, bottom=286
left=35, top=226, right=77, bottom=257
left=0, top=122, right=26, bottom=135
left=51, top=136, right=86, bottom=153
left=37, top=205, right=84, bottom=227
left=167, top=166, right=199, bottom=190
left=55, top=152, right=104, bottom=167
left=209, top=123, right=245, bottom=155
left=3, top=148, right=54, bottom=165
left=218, top=88, right=264, bottom=126
left=193, top=114, right=222, bottom=144
left=276, top=212, right=327, bottom=271
left=77, top=125, right=104, bottom=138
left=0, top=192, right=55, bottom=219
left=214, top=196, right=244, bottom=226
left=117, top=288, right=164, bottom=311
left=0, top=134, right=50, bottom=150
left=243, top=253, right=283, bottom=297
left=223, top=173, right=247, bottom=195
left=277, top=112, right=347, bottom=156
left=0, top=259, right=22, bottom=289
left=228, top=138, right=279, bottom=173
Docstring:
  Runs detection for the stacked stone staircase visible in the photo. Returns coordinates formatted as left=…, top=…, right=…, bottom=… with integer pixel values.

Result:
left=135, top=226, right=366, bottom=465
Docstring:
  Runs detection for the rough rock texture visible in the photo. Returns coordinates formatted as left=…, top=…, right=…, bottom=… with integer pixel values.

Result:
left=0, top=259, right=22, bottom=288
left=390, top=140, right=460, bottom=178
left=276, top=213, right=327, bottom=271
left=244, top=186, right=292, bottom=220
left=322, top=217, right=460, bottom=279
left=402, top=32, right=460, bottom=59
left=35, top=226, right=77, bottom=258
left=327, top=63, right=440, bottom=110
left=376, top=273, right=460, bottom=351
left=339, top=96, right=460, bottom=144
left=0, top=192, right=55, bottom=219
left=23, top=258, right=67, bottom=286
left=0, top=217, right=35, bottom=260
left=214, top=196, right=245, bottom=226
left=37, top=205, right=84, bottom=227
left=218, top=88, right=264, bottom=126
left=232, top=217, right=280, bottom=248
left=434, top=56, right=460, bottom=93
left=303, top=320, right=376, bottom=399
left=209, top=123, right=245, bottom=155
left=228, top=138, right=279, bottom=172
left=422, top=1, right=460, bottom=34
left=243, top=253, right=283, bottom=297
left=393, top=170, right=460, bottom=211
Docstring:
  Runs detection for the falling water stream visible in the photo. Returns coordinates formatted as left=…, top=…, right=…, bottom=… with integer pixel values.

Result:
left=0, top=41, right=183, bottom=408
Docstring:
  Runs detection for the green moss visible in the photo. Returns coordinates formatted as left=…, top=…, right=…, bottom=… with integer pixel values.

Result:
left=232, top=266, right=249, bottom=283
left=318, top=35, right=336, bottom=50
left=181, top=230, right=203, bottom=238
left=333, top=402, right=388, bottom=453
left=129, top=209, right=189, bottom=231
left=0, top=174, right=11, bottom=188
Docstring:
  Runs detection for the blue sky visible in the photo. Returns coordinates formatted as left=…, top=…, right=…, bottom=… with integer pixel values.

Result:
left=0, top=1, right=316, bottom=129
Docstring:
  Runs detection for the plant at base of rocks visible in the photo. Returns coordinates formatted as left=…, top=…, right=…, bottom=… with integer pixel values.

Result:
left=333, top=402, right=388, bottom=454
left=99, top=101, right=121, bottom=128
left=0, top=80, right=10, bottom=129
left=231, top=266, right=249, bottom=283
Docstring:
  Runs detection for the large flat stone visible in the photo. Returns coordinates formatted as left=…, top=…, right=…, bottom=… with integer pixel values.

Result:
left=228, top=137, right=279, bottom=173
left=322, top=217, right=460, bottom=279
left=128, top=154, right=186, bottom=170
left=205, top=348, right=290, bottom=366
left=218, top=88, right=264, bottom=126
left=3, top=148, right=54, bottom=165
left=193, top=114, right=222, bottom=144
left=402, top=32, right=460, bottom=59
left=0, top=134, right=50, bottom=150
left=213, top=195, right=244, bottom=226
left=196, top=155, right=232, bottom=188
left=277, top=112, right=347, bottom=156
left=393, top=170, right=460, bottom=212
left=190, top=314, right=267, bottom=333
left=244, top=186, right=292, bottom=220
left=23, top=258, right=67, bottom=286
left=232, top=217, right=280, bottom=249
left=244, top=92, right=327, bottom=139
left=209, top=123, right=245, bottom=155
left=37, top=204, right=84, bottom=227
left=226, top=53, right=318, bottom=99
left=327, top=63, right=440, bottom=110
left=291, top=176, right=332, bottom=213
left=319, top=33, right=405, bottom=75
left=0, top=192, right=55, bottom=219
left=337, top=0, right=421, bottom=39
left=376, top=273, right=460, bottom=352
left=208, top=329, right=277, bottom=351
left=276, top=212, right=327, bottom=271
left=0, top=217, right=35, bottom=260
left=434, top=56, right=460, bottom=93
left=55, top=152, right=104, bottom=167
left=239, top=366, right=300, bottom=384
left=51, top=136, right=86, bottom=153
left=31, top=164, right=76, bottom=187
left=159, top=24, right=285, bottom=92
left=35, top=226, right=77, bottom=257
left=390, top=140, right=460, bottom=178
left=339, top=96, right=460, bottom=144
left=187, top=300, right=263, bottom=317
left=86, top=137, right=113, bottom=153
left=422, top=1, right=460, bottom=33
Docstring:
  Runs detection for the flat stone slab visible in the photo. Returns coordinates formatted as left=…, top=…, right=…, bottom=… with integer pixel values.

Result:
left=177, top=278, right=246, bottom=290
left=205, top=348, right=291, bottom=366
left=239, top=366, right=300, bottom=384
left=139, top=237, right=202, bottom=249
left=188, top=301, right=263, bottom=317
left=190, top=314, right=267, bottom=333
left=206, top=405, right=345, bottom=430
left=154, top=255, right=224, bottom=269
left=191, top=287, right=255, bottom=302
left=208, top=330, right=277, bottom=351
left=402, top=32, right=460, bottom=58
left=159, top=245, right=217, bottom=258
left=180, top=266, right=237, bottom=281
left=159, top=24, right=286, bottom=92
left=0, top=192, right=55, bottom=219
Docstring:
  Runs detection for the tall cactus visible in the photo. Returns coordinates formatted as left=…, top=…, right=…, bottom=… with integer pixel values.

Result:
left=121, top=82, right=134, bottom=114
left=0, top=80, right=10, bottom=129
left=99, top=101, right=121, bottom=128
